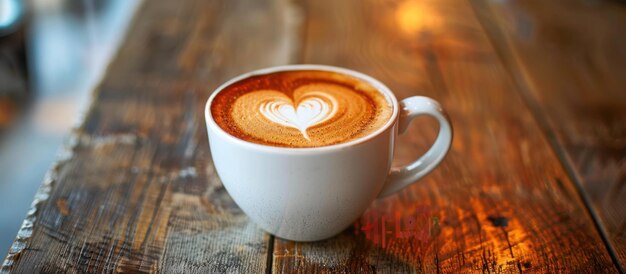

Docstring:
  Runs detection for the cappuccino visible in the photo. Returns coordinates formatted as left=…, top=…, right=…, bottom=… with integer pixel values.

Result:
left=211, top=70, right=392, bottom=148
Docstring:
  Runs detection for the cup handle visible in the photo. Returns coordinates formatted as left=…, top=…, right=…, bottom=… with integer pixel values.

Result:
left=378, top=96, right=453, bottom=197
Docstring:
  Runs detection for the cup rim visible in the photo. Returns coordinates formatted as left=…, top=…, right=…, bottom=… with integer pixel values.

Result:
left=204, top=64, right=400, bottom=154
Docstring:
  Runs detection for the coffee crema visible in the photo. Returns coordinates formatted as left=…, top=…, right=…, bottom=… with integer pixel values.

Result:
left=211, top=70, right=393, bottom=148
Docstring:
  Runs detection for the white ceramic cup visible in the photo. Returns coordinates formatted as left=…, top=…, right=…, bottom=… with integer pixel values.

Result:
left=205, top=64, right=452, bottom=241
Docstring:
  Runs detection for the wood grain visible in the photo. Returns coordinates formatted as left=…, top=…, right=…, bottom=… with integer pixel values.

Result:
left=273, top=0, right=617, bottom=272
left=472, top=0, right=626, bottom=269
left=2, top=0, right=301, bottom=272
left=3, top=0, right=623, bottom=273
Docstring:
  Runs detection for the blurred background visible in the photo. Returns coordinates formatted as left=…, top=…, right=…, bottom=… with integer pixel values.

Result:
left=0, top=0, right=625, bottom=269
left=0, top=0, right=141, bottom=253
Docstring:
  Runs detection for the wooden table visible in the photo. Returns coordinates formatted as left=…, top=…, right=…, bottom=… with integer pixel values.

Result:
left=3, top=0, right=625, bottom=272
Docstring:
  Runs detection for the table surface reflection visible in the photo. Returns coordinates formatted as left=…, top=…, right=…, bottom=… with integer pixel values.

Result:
left=2, top=0, right=625, bottom=272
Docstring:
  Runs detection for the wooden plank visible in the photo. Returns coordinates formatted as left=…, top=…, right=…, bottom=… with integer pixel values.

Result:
left=472, top=0, right=626, bottom=270
left=272, top=0, right=618, bottom=272
left=2, top=0, right=302, bottom=272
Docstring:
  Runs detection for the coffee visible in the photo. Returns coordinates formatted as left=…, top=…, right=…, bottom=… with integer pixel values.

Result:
left=211, top=70, right=393, bottom=148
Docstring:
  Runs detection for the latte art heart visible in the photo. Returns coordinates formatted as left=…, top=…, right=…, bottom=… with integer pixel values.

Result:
left=211, top=70, right=392, bottom=148
left=259, top=92, right=338, bottom=140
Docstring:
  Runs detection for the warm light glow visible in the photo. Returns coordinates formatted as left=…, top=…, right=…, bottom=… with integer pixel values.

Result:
left=395, top=0, right=441, bottom=35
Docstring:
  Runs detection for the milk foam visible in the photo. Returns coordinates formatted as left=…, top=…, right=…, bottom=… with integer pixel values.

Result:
left=211, top=70, right=393, bottom=148
left=259, top=91, right=337, bottom=140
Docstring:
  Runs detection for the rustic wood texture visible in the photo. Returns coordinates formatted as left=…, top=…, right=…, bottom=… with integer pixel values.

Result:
left=273, top=0, right=618, bottom=272
left=2, top=0, right=623, bottom=273
left=472, top=0, right=626, bottom=269
left=2, top=0, right=300, bottom=272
